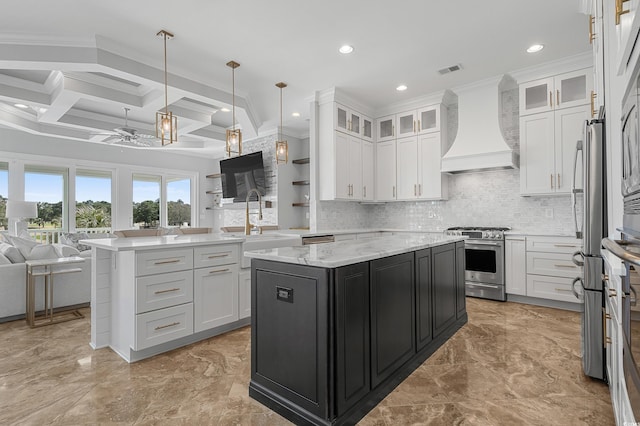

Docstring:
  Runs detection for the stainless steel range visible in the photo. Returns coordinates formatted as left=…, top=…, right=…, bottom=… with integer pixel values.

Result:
left=445, top=226, right=509, bottom=302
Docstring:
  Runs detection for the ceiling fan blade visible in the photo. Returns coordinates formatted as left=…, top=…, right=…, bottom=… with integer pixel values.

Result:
left=102, top=136, right=121, bottom=144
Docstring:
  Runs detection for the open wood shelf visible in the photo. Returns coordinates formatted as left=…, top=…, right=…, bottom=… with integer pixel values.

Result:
left=292, top=158, right=310, bottom=165
left=206, top=190, right=222, bottom=195
left=292, top=180, right=310, bottom=186
left=206, top=173, right=221, bottom=179
left=292, top=202, right=310, bottom=207
left=289, top=227, right=310, bottom=230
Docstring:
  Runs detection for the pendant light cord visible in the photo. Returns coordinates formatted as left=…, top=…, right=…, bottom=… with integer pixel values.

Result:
left=232, top=67, right=235, bottom=132
left=163, top=33, right=168, bottom=115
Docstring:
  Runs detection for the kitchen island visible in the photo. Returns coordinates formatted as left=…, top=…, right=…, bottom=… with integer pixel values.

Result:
left=245, top=234, right=467, bottom=426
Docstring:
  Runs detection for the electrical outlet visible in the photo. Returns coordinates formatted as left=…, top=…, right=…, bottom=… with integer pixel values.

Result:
left=545, top=208, right=553, bottom=218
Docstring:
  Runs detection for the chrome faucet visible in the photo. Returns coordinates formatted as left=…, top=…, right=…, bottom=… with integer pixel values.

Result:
left=244, top=188, right=263, bottom=235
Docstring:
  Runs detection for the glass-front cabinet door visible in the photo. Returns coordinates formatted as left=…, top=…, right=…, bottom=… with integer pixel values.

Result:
left=362, top=115, right=373, bottom=141
left=349, top=111, right=361, bottom=134
left=396, top=110, right=417, bottom=137
left=555, top=69, right=592, bottom=111
left=335, top=103, right=349, bottom=133
left=377, top=115, right=395, bottom=142
left=519, top=77, right=554, bottom=116
left=417, top=105, right=441, bottom=134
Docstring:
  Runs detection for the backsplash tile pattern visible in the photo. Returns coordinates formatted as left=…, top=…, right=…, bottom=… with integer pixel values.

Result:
left=315, top=200, right=372, bottom=230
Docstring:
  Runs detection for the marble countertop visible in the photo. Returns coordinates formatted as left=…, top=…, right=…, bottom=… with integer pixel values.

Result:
left=80, top=234, right=245, bottom=251
left=244, top=234, right=465, bottom=268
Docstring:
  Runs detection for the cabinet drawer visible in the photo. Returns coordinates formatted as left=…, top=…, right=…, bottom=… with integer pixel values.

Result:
left=136, top=248, right=193, bottom=276
left=136, top=270, right=194, bottom=314
left=193, top=244, right=239, bottom=268
left=526, top=274, right=580, bottom=303
left=526, top=236, right=582, bottom=254
left=134, top=303, right=194, bottom=350
left=526, top=252, right=582, bottom=278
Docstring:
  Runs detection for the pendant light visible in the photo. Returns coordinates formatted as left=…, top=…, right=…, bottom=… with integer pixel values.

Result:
left=275, top=82, right=288, bottom=165
left=226, top=60, right=242, bottom=157
left=155, top=30, right=177, bottom=145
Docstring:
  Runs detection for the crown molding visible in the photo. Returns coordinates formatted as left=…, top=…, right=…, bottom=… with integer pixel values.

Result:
left=509, top=51, right=593, bottom=83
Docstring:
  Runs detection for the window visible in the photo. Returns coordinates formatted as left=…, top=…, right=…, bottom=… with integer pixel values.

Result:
left=167, top=177, right=191, bottom=227
left=25, top=166, right=67, bottom=231
left=132, top=174, right=160, bottom=229
left=76, top=169, right=112, bottom=232
left=0, top=162, right=7, bottom=230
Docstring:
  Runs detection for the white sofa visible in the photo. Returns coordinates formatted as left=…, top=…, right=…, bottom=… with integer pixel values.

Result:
left=0, top=234, right=93, bottom=322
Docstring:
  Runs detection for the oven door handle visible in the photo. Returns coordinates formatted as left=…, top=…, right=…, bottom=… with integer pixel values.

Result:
left=466, top=282, right=501, bottom=289
left=466, top=241, right=501, bottom=247
left=631, top=285, right=638, bottom=307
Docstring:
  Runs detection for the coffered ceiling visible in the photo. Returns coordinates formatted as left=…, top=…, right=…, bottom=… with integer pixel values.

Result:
left=0, top=0, right=591, bottom=157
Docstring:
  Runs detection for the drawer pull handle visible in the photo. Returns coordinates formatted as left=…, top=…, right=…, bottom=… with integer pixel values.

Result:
left=554, top=244, right=579, bottom=248
left=609, top=289, right=617, bottom=297
left=155, top=321, right=180, bottom=331
left=209, top=268, right=230, bottom=274
left=555, top=288, right=572, bottom=292
left=155, top=287, right=180, bottom=295
left=154, top=259, right=181, bottom=265
left=554, top=264, right=577, bottom=268
left=208, top=253, right=230, bottom=259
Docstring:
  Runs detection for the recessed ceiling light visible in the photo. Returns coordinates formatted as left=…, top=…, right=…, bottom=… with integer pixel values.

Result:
left=526, top=44, right=544, bottom=53
left=38, top=107, right=48, bottom=113
left=220, top=107, right=230, bottom=112
left=14, top=103, right=28, bottom=109
left=396, top=85, right=408, bottom=91
left=292, top=112, right=300, bottom=117
left=339, top=45, right=354, bottom=54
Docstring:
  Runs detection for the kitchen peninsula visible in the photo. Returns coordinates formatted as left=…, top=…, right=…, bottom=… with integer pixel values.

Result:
left=83, top=234, right=249, bottom=363
left=245, top=234, right=467, bottom=425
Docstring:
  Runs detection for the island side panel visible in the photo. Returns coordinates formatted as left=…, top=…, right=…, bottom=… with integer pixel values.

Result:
left=91, top=247, right=113, bottom=349
left=110, top=250, right=136, bottom=362
left=250, top=259, right=331, bottom=421
left=370, top=252, right=416, bottom=388
left=416, top=248, right=433, bottom=351
left=335, top=262, right=370, bottom=416
left=456, top=241, right=467, bottom=319
left=432, top=243, right=457, bottom=338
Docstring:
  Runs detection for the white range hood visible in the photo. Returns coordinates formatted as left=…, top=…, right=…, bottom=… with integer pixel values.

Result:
left=441, top=76, right=518, bottom=173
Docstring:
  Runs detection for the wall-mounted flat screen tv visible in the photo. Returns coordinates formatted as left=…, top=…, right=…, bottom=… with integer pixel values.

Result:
left=220, top=151, right=266, bottom=202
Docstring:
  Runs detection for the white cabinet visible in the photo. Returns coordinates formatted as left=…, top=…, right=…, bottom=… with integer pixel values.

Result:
left=238, top=269, right=251, bottom=320
left=505, top=236, right=526, bottom=296
left=377, top=115, right=395, bottom=142
left=520, top=104, right=589, bottom=195
left=194, top=264, right=239, bottom=332
left=396, top=132, right=448, bottom=200
left=590, top=0, right=605, bottom=118
left=335, top=103, right=373, bottom=141
left=524, top=236, right=582, bottom=303
left=375, top=140, right=397, bottom=201
left=396, top=105, right=443, bottom=138
left=333, top=131, right=363, bottom=200
left=519, top=69, right=593, bottom=116
left=613, top=0, right=640, bottom=75
left=362, top=140, right=374, bottom=201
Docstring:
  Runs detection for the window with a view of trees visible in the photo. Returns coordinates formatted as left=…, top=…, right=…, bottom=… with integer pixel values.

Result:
left=167, top=177, right=191, bottom=227
left=76, top=170, right=112, bottom=231
left=0, top=162, right=7, bottom=230
left=25, top=166, right=67, bottom=230
left=132, top=174, right=160, bottom=229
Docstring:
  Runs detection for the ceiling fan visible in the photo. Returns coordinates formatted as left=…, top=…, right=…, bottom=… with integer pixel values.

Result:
left=93, top=107, right=159, bottom=147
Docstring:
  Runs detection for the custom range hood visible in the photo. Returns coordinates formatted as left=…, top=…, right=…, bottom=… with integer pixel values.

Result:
left=441, top=75, right=518, bottom=173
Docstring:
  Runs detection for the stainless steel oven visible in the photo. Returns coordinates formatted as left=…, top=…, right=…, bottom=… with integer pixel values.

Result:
left=445, top=227, right=508, bottom=302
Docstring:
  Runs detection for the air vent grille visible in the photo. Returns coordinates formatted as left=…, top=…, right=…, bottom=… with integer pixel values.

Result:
left=438, top=64, right=463, bottom=75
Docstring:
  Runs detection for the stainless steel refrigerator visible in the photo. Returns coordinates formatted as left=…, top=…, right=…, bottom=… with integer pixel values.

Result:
left=571, top=116, right=607, bottom=381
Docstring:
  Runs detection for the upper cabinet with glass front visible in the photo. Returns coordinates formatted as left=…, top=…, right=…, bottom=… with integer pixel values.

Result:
left=394, top=104, right=443, bottom=138
left=334, top=103, right=373, bottom=141
left=519, top=68, right=593, bottom=116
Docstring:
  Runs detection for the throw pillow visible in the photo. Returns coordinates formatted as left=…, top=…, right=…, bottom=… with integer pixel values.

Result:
left=0, top=252, right=11, bottom=265
left=0, top=230, right=9, bottom=243
left=52, top=244, right=81, bottom=257
left=60, top=232, right=91, bottom=252
left=0, top=242, right=25, bottom=263
left=8, top=236, right=60, bottom=261
left=23, top=244, right=59, bottom=261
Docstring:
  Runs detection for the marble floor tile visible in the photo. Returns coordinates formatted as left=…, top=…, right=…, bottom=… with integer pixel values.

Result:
left=0, top=299, right=614, bottom=425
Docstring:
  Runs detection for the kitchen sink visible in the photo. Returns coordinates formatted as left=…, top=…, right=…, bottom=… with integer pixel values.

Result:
left=222, top=233, right=302, bottom=268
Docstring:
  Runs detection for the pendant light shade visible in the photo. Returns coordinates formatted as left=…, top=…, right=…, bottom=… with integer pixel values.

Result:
left=155, top=30, right=177, bottom=145
left=275, top=82, right=288, bottom=165
left=226, top=60, right=242, bottom=157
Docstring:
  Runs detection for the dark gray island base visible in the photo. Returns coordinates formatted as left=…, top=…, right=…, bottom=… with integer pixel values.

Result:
left=248, top=240, right=466, bottom=425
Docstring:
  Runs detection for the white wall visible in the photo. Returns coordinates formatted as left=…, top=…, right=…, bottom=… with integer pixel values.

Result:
left=0, top=128, right=218, bottom=230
